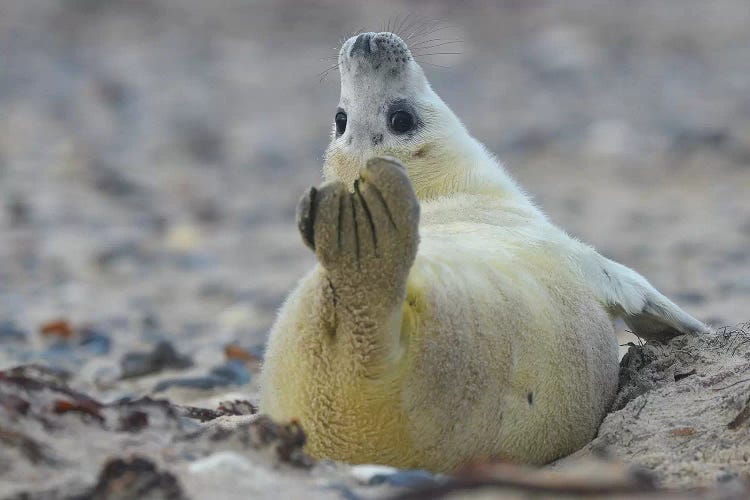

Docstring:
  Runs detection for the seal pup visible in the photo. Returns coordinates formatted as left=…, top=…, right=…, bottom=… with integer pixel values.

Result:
left=259, top=31, right=708, bottom=472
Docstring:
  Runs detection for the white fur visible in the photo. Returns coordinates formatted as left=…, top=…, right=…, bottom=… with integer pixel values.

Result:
left=259, top=32, right=708, bottom=472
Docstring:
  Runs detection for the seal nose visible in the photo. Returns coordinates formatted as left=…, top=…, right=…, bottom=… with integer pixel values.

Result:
left=350, top=33, right=373, bottom=57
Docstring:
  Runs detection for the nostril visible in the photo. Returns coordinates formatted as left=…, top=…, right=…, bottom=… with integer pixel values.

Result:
left=350, top=33, right=372, bottom=57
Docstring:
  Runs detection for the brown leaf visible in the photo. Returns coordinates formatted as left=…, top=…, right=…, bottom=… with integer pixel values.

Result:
left=40, top=319, right=75, bottom=339
left=224, top=344, right=260, bottom=362
left=53, top=399, right=104, bottom=422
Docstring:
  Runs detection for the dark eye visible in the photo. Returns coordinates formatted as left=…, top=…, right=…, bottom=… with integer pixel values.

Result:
left=389, top=110, right=414, bottom=134
left=335, top=111, right=347, bottom=136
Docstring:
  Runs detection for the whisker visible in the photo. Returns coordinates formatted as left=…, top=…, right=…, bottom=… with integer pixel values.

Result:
left=398, top=14, right=422, bottom=39
left=412, top=52, right=463, bottom=56
left=414, top=60, right=450, bottom=69
left=318, top=62, right=340, bottom=82
left=339, top=29, right=358, bottom=46
left=402, top=20, right=431, bottom=40
left=409, top=40, right=464, bottom=51
left=406, top=20, right=447, bottom=40
left=396, top=12, right=415, bottom=36
left=407, top=37, right=452, bottom=47
left=408, top=24, right=455, bottom=43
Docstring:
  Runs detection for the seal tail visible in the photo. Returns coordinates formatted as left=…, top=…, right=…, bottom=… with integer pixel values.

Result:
left=582, top=252, right=711, bottom=340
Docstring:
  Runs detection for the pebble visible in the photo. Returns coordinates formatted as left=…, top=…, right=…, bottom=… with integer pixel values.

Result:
left=209, top=360, right=251, bottom=385
left=172, top=252, right=215, bottom=271
left=164, top=224, right=201, bottom=252
left=78, top=328, right=112, bottom=355
left=0, top=321, right=27, bottom=343
left=6, top=194, right=32, bottom=226
left=120, top=341, right=193, bottom=379
left=84, top=456, right=186, bottom=499
left=152, top=361, right=250, bottom=392
left=90, top=162, right=145, bottom=199
left=153, top=375, right=228, bottom=392
left=95, top=240, right=151, bottom=269
left=189, top=451, right=253, bottom=474
left=369, top=469, right=437, bottom=488
left=217, top=399, right=257, bottom=416
left=349, top=464, right=438, bottom=488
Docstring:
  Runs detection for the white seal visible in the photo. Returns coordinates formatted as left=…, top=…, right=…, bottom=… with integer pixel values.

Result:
left=259, top=31, right=708, bottom=472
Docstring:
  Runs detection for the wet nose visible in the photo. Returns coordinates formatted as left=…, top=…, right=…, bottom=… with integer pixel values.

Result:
left=349, top=32, right=374, bottom=57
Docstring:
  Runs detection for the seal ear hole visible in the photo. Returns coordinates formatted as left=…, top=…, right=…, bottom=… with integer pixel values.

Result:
left=335, top=110, right=347, bottom=137
left=527, top=392, right=534, bottom=405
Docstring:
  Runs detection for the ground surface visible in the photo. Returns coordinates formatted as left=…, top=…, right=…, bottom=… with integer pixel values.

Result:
left=1, top=1, right=749, bottom=498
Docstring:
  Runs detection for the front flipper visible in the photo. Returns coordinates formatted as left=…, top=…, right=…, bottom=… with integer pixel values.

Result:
left=581, top=252, right=711, bottom=341
left=294, top=157, right=420, bottom=373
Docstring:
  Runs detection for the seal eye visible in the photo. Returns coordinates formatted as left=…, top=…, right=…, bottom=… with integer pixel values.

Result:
left=335, top=111, right=347, bottom=136
left=389, top=110, right=414, bottom=134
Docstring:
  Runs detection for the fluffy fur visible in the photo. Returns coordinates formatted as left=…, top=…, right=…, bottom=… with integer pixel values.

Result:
left=259, top=32, right=708, bottom=472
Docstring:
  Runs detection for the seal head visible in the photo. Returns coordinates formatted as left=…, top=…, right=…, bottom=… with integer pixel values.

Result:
left=325, top=32, right=476, bottom=199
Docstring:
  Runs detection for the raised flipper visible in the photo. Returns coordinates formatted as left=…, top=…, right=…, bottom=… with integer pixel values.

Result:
left=580, top=251, right=711, bottom=341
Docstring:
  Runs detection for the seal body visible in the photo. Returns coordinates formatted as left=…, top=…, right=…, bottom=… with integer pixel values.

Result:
left=259, top=32, right=708, bottom=472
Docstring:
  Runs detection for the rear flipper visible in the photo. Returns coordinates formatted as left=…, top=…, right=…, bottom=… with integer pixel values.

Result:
left=581, top=251, right=711, bottom=341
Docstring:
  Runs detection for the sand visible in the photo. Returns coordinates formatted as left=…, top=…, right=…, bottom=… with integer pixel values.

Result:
left=1, top=1, right=749, bottom=498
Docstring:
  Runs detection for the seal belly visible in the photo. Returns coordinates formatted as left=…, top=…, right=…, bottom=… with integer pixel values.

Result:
left=397, top=228, right=618, bottom=470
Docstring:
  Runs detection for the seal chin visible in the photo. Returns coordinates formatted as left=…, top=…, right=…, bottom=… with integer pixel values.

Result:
left=341, top=32, right=412, bottom=72
left=323, top=149, right=366, bottom=189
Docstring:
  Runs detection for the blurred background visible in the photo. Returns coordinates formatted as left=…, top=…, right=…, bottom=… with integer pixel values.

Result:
left=1, top=0, right=749, bottom=393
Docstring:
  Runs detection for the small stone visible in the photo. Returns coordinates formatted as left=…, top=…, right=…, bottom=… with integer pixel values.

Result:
left=164, top=224, right=201, bottom=252
left=153, top=361, right=250, bottom=392
left=84, top=456, right=186, bottom=500
left=38, top=342, right=81, bottom=370
left=189, top=451, right=253, bottom=474
left=210, top=361, right=251, bottom=385
left=350, top=465, right=437, bottom=488
left=1, top=364, right=72, bottom=385
left=0, top=394, right=30, bottom=416
left=95, top=240, right=150, bottom=269
left=120, top=341, right=193, bottom=379
left=172, top=252, right=215, bottom=271
left=78, top=328, right=112, bottom=355
left=153, top=375, right=227, bottom=392
left=176, top=405, right=226, bottom=422
left=217, top=399, right=257, bottom=416
left=119, top=411, right=149, bottom=432
left=90, top=161, right=144, bottom=199
left=0, top=321, right=27, bottom=343
left=6, top=195, right=31, bottom=226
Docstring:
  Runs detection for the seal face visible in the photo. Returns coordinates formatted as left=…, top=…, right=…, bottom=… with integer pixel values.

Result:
left=260, top=31, right=709, bottom=473
left=324, top=32, right=445, bottom=193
